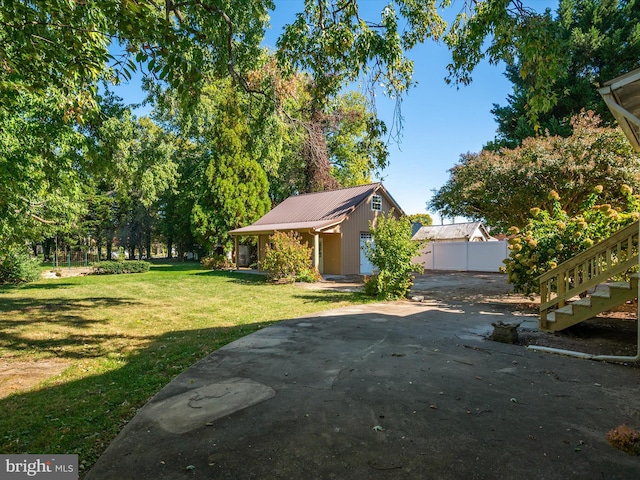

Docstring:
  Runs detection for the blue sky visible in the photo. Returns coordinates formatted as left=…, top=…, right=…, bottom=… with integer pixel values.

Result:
left=115, top=0, right=558, bottom=220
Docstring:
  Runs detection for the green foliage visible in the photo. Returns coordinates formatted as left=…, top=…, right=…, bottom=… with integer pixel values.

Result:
left=277, top=1, right=446, bottom=106
left=261, top=231, right=315, bottom=283
left=0, top=92, right=87, bottom=248
left=0, top=1, right=271, bottom=111
left=446, top=1, right=565, bottom=122
left=408, top=213, right=433, bottom=226
left=153, top=81, right=270, bottom=253
left=327, top=92, right=389, bottom=187
left=201, top=254, right=233, bottom=270
left=0, top=247, right=41, bottom=284
left=296, top=267, right=322, bottom=283
left=503, top=185, right=640, bottom=294
left=364, top=212, right=423, bottom=300
left=487, top=0, right=640, bottom=147
left=91, top=260, right=151, bottom=275
left=430, top=111, right=640, bottom=233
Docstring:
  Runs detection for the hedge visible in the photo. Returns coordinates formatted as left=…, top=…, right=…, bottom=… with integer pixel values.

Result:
left=91, top=260, right=151, bottom=275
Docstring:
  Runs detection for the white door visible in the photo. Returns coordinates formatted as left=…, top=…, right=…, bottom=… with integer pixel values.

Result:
left=359, top=233, right=375, bottom=275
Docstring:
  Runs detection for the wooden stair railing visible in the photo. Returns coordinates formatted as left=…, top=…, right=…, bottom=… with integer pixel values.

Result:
left=538, top=220, right=639, bottom=330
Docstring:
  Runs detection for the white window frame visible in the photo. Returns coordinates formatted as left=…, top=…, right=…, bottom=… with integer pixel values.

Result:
left=371, top=194, right=382, bottom=211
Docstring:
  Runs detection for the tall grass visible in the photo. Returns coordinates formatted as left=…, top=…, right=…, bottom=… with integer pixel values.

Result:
left=0, top=262, right=369, bottom=473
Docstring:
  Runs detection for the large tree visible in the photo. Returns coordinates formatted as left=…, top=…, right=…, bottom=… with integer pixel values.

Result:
left=0, top=0, right=271, bottom=110
left=4, top=1, right=616, bottom=262
left=190, top=86, right=271, bottom=252
left=0, top=92, right=87, bottom=247
left=486, top=0, right=640, bottom=148
left=429, top=111, right=640, bottom=232
left=153, top=81, right=271, bottom=254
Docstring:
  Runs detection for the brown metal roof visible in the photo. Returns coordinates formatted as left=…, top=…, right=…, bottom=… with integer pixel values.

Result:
left=230, top=183, right=403, bottom=235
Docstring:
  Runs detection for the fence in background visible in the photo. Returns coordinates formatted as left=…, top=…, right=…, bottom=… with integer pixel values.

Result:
left=414, top=240, right=509, bottom=273
left=52, top=252, right=100, bottom=269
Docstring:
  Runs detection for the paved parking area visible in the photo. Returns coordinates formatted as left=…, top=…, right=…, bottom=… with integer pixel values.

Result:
left=86, top=280, right=640, bottom=479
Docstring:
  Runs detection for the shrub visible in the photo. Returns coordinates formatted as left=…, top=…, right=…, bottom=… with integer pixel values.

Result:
left=261, top=231, right=315, bottom=283
left=503, top=186, right=640, bottom=294
left=364, top=212, right=423, bottom=300
left=606, top=424, right=640, bottom=456
left=91, top=260, right=151, bottom=275
left=0, top=247, right=41, bottom=284
left=201, top=254, right=233, bottom=270
left=296, top=267, right=321, bottom=283
left=363, top=274, right=380, bottom=297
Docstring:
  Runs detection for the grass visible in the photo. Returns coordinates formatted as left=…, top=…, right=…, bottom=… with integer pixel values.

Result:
left=0, top=262, right=371, bottom=473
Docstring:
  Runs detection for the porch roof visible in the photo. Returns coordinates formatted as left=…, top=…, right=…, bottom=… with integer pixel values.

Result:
left=599, top=67, right=640, bottom=152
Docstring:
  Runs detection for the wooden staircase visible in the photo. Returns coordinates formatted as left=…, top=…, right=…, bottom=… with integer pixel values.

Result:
left=538, top=221, right=639, bottom=332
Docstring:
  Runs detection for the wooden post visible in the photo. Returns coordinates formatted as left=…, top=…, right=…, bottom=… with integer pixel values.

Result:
left=234, top=236, right=239, bottom=270
left=313, top=233, right=319, bottom=270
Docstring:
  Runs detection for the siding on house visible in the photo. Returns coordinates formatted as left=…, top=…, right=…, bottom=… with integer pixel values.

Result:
left=230, top=183, right=404, bottom=275
left=341, top=193, right=400, bottom=274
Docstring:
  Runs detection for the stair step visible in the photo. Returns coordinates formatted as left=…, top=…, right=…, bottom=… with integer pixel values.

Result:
left=591, top=290, right=612, bottom=298
left=572, top=297, right=592, bottom=307
left=555, top=305, right=573, bottom=315
left=608, top=281, right=631, bottom=290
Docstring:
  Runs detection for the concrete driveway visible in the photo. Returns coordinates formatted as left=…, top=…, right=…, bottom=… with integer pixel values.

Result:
left=85, top=274, right=640, bottom=480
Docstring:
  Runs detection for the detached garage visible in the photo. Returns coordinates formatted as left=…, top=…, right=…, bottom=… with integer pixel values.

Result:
left=229, top=183, right=404, bottom=275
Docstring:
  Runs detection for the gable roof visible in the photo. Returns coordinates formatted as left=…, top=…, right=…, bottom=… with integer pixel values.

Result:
left=412, top=221, right=492, bottom=241
left=230, top=183, right=403, bottom=235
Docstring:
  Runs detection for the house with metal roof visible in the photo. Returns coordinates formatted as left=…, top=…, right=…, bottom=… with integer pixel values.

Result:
left=229, top=183, right=404, bottom=275
left=411, top=221, right=494, bottom=243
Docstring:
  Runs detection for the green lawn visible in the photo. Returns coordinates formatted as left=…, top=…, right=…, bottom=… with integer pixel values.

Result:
left=0, top=262, right=370, bottom=473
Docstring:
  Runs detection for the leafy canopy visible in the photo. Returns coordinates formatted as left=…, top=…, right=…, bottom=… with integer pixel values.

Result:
left=429, top=111, right=640, bottom=233
left=487, top=0, right=640, bottom=148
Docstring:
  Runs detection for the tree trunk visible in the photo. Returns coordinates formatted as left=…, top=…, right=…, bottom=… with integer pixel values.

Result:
left=303, top=110, right=339, bottom=193
left=166, top=238, right=173, bottom=259
left=146, top=230, right=152, bottom=261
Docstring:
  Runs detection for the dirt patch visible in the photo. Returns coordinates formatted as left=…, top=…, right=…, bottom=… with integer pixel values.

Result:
left=42, top=267, right=92, bottom=279
left=520, top=303, right=639, bottom=359
left=0, top=358, right=71, bottom=399
left=411, top=272, right=638, bottom=362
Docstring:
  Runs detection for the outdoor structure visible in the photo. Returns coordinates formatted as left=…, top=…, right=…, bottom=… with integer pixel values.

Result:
left=229, top=183, right=404, bottom=275
left=412, top=221, right=494, bottom=243
left=411, top=221, right=507, bottom=272
left=599, top=67, right=640, bottom=152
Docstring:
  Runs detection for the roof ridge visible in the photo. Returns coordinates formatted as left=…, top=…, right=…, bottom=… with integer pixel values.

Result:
left=286, top=182, right=381, bottom=199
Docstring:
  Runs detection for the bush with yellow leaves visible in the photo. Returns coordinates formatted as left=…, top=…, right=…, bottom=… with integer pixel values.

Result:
left=502, top=185, right=640, bottom=294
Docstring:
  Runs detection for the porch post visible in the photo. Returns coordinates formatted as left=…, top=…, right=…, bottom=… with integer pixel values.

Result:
left=234, top=236, right=239, bottom=270
left=313, top=233, right=319, bottom=270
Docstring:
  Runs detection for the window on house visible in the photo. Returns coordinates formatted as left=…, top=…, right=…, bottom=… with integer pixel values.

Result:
left=371, top=195, right=382, bottom=211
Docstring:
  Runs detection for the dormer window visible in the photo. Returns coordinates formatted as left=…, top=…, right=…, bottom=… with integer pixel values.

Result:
left=371, top=195, right=382, bottom=211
